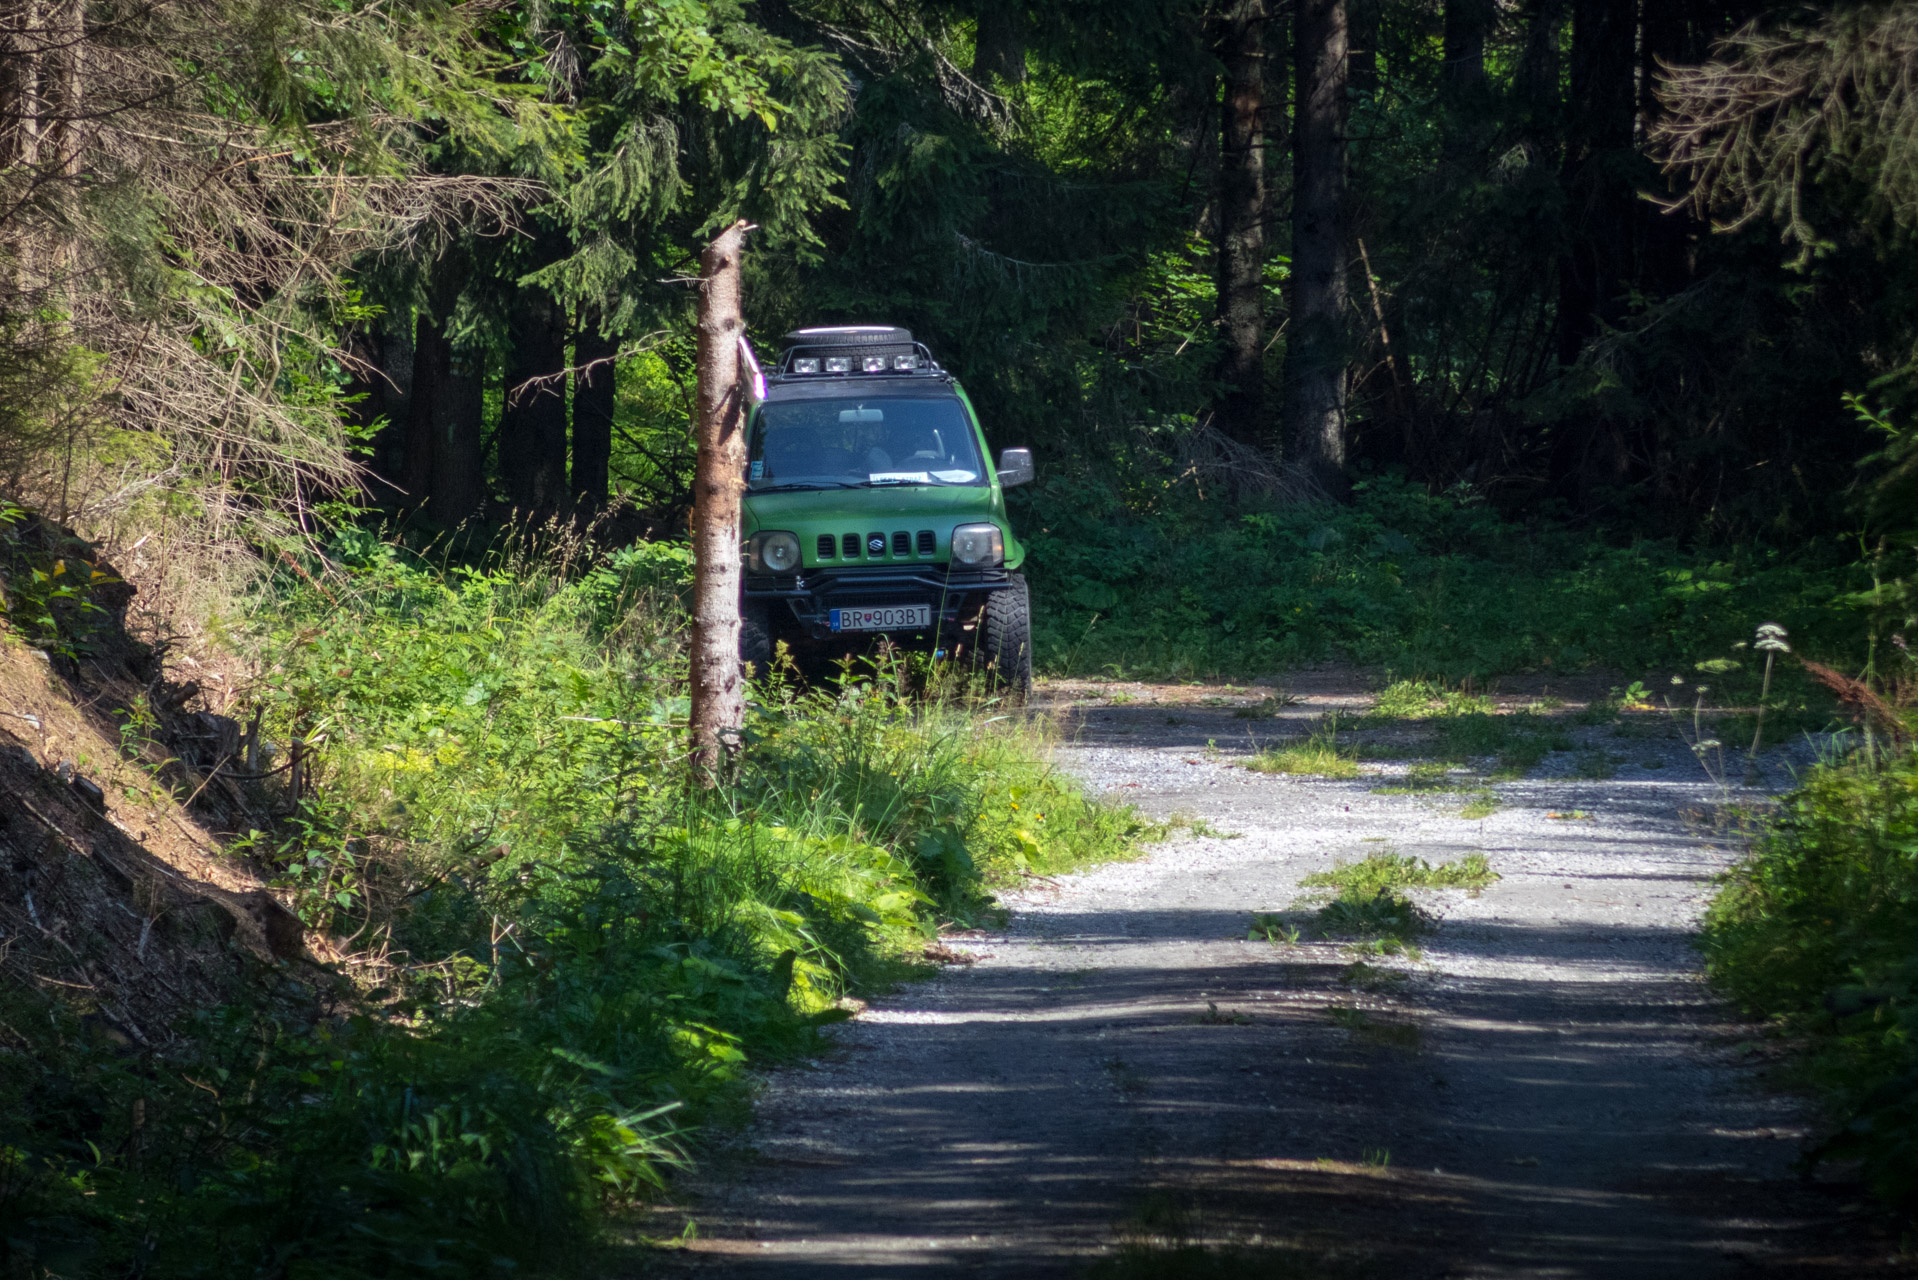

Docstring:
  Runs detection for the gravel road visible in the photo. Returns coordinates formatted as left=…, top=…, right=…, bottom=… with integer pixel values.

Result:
left=661, top=678, right=1910, bottom=1278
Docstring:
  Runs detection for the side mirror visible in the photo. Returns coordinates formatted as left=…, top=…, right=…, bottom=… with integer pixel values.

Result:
left=997, top=447, right=1034, bottom=488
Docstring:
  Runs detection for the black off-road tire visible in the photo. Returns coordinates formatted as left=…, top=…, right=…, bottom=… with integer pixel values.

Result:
left=740, top=601, right=774, bottom=676
left=976, top=573, right=1032, bottom=702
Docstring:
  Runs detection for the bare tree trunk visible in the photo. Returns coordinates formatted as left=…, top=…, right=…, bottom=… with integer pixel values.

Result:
left=1213, top=0, right=1266, bottom=447
left=433, top=346, right=485, bottom=524
left=1347, top=0, right=1379, bottom=98
left=364, top=319, right=413, bottom=490
left=1552, top=0, right=1637, bottom=506
left=1282, top=0, right=1349, bottom=495
left=972, top=1, right=1026, bottom=85
left=1441, top=0, right=1493, bottom=163
left=43, top=0, right=73, bottom=178
left=1514, top=0, right=1566, bottom=150
left=403, top=312, right=445, bottom=508
left=500, top=287, right=568, bottom=516
left=0, top=0, right=42, bottom=169
left=572, top=319, right=616, bottom=512
left=689, top=220, right=751, bottom=781
left=1556, top=0, right=1635, bottom=368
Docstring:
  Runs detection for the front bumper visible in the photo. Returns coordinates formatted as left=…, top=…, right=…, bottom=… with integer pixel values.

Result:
left=744, top=564, right=1013, bottom=639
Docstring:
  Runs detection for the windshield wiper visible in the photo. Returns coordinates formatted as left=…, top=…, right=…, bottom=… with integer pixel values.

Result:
left=750, top=480, right=862, bottom=492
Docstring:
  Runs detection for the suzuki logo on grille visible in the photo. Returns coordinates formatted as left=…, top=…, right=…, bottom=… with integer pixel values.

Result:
left=868, top=535, right=886, bottom=554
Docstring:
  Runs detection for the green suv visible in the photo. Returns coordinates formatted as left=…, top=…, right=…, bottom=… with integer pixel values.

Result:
left=740, top=326, right=1034, bottom=693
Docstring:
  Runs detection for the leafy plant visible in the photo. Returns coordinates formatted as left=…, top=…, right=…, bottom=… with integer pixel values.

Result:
left=1247, top=913, right=1301, bottom=945
left=1301, top=851, right=1498, bottom=895
left=1703, top=748, right=1918, bottom=1212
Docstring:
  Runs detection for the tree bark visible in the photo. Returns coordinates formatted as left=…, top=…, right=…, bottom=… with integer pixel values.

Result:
left=1282, top=0, right=1349, bottom=495
left=0, top=0, right=42, bottom=170
left=572, top=320, right=616, bottom=512
left=1514, top=0, right=1566, bottom=150
left=500, top=287, right=569, bottom=516
left=689, top=220, right=751, bottom=780
left=1213, top=0, right=1266, bottom=447
left=402, top=312, right=445, bottom=508
left=1347, top=0, right=1379, bottom=98
left=1440, top=0, right=1493, bottom=163
left=433, top=345, right=485, bottom=525
left=343, top=322, right=413, bottom=496
left=43, top=0, right=74, bottom=179
left=1556, top=0, right=1635, bottom=368
left=972, top=2, right=1026, bottom=85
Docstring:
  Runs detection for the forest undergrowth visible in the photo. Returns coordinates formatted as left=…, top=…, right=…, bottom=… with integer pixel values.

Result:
left=0, top=524, right=1153, bottom=1279
left=1021, top=470, right=1872, bottom=694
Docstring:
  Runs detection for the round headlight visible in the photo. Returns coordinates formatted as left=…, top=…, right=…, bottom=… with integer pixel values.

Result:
left=755, top=530, right=801, bottom=573
left=949, top=523, right=1004, bottom=567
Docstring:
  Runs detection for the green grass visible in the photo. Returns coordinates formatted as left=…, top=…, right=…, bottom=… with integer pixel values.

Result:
left=1458, top=790, right=1501, bottom=819
left=1246, top=713, right=1358, bottom=777
left=0, top=532, right=1154, bottom=1279
left=1022, top=472, right=1872, bottom=686
left=1246, top=741, right=1360, bottom=777
left=1247, top=912, right=1302, bottom=944
left=1702, top=746, right=1918, bottom=1215
left=1434, top=711, right=1572, bottom=769
left=1301, top=850, right=1499, bottom=895
left=1315, top=886, right=1429, bottom=943
left=1365, top=678, right=1495, bottom=721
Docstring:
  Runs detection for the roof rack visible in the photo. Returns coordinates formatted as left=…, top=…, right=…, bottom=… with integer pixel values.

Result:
left=768, top=325, right=950, bottom=383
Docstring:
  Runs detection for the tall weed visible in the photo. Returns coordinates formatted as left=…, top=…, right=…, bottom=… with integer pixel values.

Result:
left=1703, top=747, right=1918, bottom=1212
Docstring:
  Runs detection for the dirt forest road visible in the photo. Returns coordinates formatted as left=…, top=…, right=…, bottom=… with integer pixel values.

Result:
left=660, top=677, right=1912, bottom=1279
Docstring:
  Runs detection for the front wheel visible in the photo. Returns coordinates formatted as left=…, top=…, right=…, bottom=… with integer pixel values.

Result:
left=976, top=573, right=1032, bottom=702
left=740, top=600, right=773, bottom=676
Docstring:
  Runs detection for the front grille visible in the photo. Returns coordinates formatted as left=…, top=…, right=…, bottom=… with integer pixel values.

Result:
left=916, top=529, right=935, bottom=554
left=841, top=532, right=859, bottom=558
left=891, top=530, right=911, bottom=556
left=816, top=534, right=836, bottom=560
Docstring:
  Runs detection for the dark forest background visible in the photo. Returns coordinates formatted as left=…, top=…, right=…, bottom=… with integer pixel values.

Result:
left=347, top=0, right=1913, bottom=548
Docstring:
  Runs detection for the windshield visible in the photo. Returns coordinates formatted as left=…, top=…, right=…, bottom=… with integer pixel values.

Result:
left=748, top=397, right=985, bottom=490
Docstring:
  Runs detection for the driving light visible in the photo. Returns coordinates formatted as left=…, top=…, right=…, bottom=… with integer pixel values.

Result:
left=949, top=523, right=1004, bottom=568
left=862, top=355, right=888, bottom=372
left=749, top=530, right=802, bottom=573
left=825, top=356, right=852, bottom=372
left=893, top=354, right=916, bottom=370
left=792, top=356, right=820, bottom=374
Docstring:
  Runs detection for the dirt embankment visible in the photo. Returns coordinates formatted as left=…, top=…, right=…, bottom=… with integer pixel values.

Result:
left=1, top=513, right=320, bottom=1054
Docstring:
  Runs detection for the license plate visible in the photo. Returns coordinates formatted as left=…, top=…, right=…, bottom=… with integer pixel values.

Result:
left=829, top=604, right=932, bottom=633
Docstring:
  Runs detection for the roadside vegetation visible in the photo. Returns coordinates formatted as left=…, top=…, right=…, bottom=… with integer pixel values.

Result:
left=0, top=526, right=1152, bottom=1276
left=1703, top=740, right=1918, bottom=1214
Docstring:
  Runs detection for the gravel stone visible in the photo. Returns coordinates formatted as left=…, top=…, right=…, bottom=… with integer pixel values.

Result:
left=665, top=681, right=1909, bottom=1278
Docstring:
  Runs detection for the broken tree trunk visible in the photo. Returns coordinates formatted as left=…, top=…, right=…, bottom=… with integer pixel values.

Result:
left=688, top=220, right=752, bottom=781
